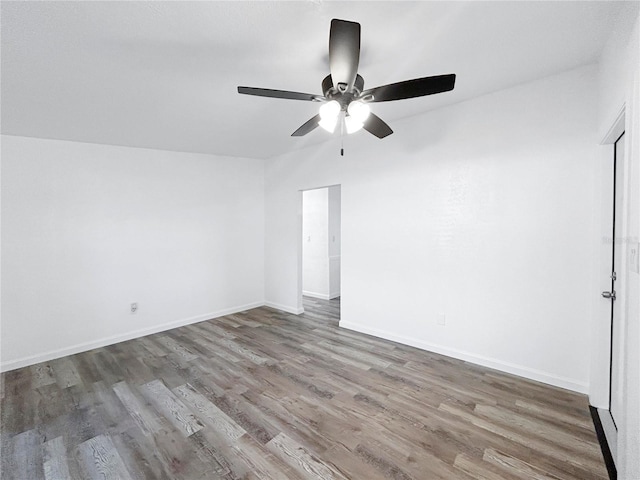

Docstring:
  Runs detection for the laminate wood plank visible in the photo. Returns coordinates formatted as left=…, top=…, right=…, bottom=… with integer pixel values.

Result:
left=243, top=390, right=342, bottom=454
left=109, top=426, right=171, bottom=480
left=72, top=354, right=103, bottom=386
left=439, top=403, right=607, bottom=476
left=218, top=338, right=268, bottom=365
left=75, top=434, right=133, bottom=480
left=185, top=430, right=233, bottom=478
left=514, top=399, right=594, bottom=431
left=179, top=329, right=246, bottom=364
left=483, top=448, right=562, bottom=480
left=137, top=353, right=189, bottom=389
left=317, top=340, right=392, bottom=369
left=173, top=383, right=246, bottom=442
left=51, top=356, right=83, bottom=389
left=108, top=343, right=155, bottom=386
left=301, top=342, right=372, bottom=370
left=212, top=390, right=281, bottom=445
left=31, top=363, right=57, bottom=389
left=140, top=379, right=204, bottom=437
left=91, top=350, right=127, bottom=386
left=1, top=297, right=608, bottom=480
left=155, top=335, right=198, bottom=362
left=33, top=383, right=73, bottom=431
left=266, top=432, right=347, bottom=480
left=474, top=404, right=602, bottom=459
left=192, top=321, right=238, bottom=339
left=229, top=433, right=304, bottom=480
left=136, top=336, right=171, bottom=358
left=1, top=372, right=37, bottom=434
left=352, top=442, right=416, bottom=480
left=43, top=436, right=73, bottom=480
left=453, top=453, right=510, bottom=480
left=2, top=428, right=44, bottom=480
left=112, top=381, right=164, bottom=436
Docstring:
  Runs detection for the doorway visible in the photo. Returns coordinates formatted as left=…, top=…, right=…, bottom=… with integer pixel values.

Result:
left=597, top=130, right=626, bottom=467
left=300, top=185, right=341, bottom=323
left=608, top=132, right=626, bottom=428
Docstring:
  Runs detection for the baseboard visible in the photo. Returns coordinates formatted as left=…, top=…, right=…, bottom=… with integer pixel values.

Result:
left=0, top=301, right=264, bottom=372
left=329, top=292, right=340, bottom=300
left=339, top=321, right=589, bottom=394
left=264, top=301, right=304, bottom=315
left=302, top=290, right=330, bottom=300
left=590, top=406, right=617, bottom=480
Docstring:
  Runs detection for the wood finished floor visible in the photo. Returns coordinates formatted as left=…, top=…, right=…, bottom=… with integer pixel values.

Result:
left=1, top=297, right=608, bottom=479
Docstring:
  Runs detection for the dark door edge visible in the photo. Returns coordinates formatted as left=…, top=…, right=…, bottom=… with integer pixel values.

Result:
left=590, top=405, right=617, bottom=480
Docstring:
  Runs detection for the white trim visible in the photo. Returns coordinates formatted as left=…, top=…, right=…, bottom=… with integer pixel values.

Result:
left=600, top=106, right=626, bottom=145
left=264, top=301, right=304, bottom=315
left=302, top=290, right=331, bottom=300
left=340, top=321, right=589, bottom=394
left=0, top=301, right=264, bottom=372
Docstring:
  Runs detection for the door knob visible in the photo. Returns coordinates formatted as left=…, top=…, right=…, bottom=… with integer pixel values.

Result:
left=602, top=291, right=616, bottom=300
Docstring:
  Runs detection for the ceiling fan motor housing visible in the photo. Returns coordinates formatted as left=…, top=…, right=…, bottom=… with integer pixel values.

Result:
left=322, top=74, right=365, bottom=108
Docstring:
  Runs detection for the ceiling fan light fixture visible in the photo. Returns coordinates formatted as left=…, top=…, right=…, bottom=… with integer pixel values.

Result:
left=318, top=100, right=341, bottom=133
left=318, top=116, right=339, bottom=133
left=238, top=19, right=456, bottom=140
left=319, top=100, right=341, bottom=121
left=344, top=115, right=364, bottom=134
left=347, top=100, right=370, bottom=123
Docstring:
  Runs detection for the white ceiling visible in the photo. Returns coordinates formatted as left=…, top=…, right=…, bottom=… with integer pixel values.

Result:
left=1, top=1, right=630, bottom=159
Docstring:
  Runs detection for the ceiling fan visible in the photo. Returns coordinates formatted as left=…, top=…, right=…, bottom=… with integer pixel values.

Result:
left=237, top=19, right=456, bottom=139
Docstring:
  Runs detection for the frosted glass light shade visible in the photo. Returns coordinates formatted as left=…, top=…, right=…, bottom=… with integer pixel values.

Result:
left=318, top=116, right=338, bottom=133
left=318, top=100, right=341, bottom=133
left=319, top=100, right=341, bottom=120
left=347, top=101, right=370, bottom=123
left=344, top=115, right=364, bottom=134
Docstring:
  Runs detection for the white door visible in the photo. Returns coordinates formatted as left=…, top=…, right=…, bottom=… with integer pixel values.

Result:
left=607, top=132, right=625, bottom=427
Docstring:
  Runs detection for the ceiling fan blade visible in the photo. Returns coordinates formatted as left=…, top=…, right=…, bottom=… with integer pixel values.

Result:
left=238, top=86, right=322, bottom=102
left=329, top=19, right=361, bottom=92
left=362, top=74, right=456, bottom=102
left=363, top=113, right=393, bottom=139
left=291, top=114, right=321, bottom=137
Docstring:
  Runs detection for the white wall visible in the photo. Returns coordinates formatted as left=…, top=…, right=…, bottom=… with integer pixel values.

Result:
left=265, top=64, right=599, bottom=393
left=328, top=185, right=341, bottom=299
left=1, top=135, right=265, bottom=370
left=593, top=5, right=640, bottom=478
left=302, top=188, right=330, bottom=298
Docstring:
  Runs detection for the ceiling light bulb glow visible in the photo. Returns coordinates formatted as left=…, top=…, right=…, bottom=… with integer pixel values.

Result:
left=318, top=116, right=338, bottom=133
left=347, top=101, right=370, bottom=123
left=319, top=100, right=341, bottom=120
left=344, top=115, right=364, bottom=134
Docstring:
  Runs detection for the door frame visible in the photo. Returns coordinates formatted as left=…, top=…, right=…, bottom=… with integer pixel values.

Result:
left=591, top=107, right=627, bottom=470
left=609, top=131, right=626, bottom=425
left=298, top=184, right=342, bottom=313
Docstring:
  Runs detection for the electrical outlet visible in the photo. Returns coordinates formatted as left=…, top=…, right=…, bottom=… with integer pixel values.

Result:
left=131, top=302, right=138, bottom=314
left=437, top=313, right=446, bottom=326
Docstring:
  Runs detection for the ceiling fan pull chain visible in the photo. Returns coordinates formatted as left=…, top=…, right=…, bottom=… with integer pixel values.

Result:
left=340, top=117, right=345, bottom=156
